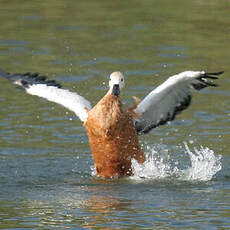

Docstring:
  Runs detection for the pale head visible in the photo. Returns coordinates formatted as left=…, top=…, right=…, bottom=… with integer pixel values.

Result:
left=109, top=72, right=125, bottom=96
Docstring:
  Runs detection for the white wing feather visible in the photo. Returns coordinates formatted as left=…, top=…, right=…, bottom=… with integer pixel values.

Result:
left=134, top=70, right=222, bottom=134
left=27, top=84, right=91, bottom=122
left=0, top=70, right=91, bottom=122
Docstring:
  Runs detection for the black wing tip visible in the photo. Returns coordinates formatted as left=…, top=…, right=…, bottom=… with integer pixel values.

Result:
left=195, top=70, right=224, bottom=90
left=202, top=71, right=224, bottom=80
left=0, top=69, right=62, bottom=89
left=19, top=72, right=62, bottom=88
left=0, top=69, right=11, bottom=79
left=201, top=71, right=224, bottom=80
left=204, top=71, right=224, bottom=76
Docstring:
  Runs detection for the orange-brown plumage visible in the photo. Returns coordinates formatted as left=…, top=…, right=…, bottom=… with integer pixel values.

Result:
left=85, top=93, right=145, bottom=178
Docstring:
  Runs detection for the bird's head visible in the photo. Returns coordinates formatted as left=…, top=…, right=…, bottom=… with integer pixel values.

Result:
left=109, top=72, right=125, bottom=96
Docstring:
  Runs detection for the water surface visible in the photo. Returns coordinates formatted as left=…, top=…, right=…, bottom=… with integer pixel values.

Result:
left=0, top=0, right=230, bottom=229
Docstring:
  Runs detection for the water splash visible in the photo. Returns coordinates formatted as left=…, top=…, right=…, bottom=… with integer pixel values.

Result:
left=131, top=142, right=222, bottom=182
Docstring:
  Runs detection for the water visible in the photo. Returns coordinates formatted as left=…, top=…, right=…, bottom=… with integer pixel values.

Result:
left=131, top=143, right=222, bottom=181
left=0, top=0, right=230, bottom=229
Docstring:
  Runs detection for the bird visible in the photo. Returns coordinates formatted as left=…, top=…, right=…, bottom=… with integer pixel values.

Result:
left=0, top=69, right=223, bottom=178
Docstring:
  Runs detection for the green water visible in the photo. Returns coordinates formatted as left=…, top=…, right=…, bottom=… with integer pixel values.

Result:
left=0, top=0, right=230, bottom=229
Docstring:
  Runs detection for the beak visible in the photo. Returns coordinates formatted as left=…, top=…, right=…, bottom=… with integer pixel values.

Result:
left=112, top=84, right=120, bottom=96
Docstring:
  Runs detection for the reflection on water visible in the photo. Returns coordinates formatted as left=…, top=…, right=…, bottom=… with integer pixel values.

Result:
left=0, top=0, right=230, bottom=229
left=82, top=186, right=127, bottom=229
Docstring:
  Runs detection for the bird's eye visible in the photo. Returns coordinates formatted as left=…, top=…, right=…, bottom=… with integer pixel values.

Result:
left=121, top=78, right=124, bottom=82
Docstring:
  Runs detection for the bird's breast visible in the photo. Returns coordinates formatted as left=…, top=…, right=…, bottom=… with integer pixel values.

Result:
left=84, top=94, right=145, bottom=178
left=85, top=95, right=123, bottom=137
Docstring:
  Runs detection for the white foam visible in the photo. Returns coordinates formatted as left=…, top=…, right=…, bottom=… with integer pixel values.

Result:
left=131, top=142, right=222, bottom=182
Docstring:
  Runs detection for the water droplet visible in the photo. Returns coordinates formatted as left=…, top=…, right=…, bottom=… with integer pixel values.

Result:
left=131, top=142, right=222, bottom=182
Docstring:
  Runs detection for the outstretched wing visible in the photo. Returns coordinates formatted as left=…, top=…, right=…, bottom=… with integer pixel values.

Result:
left=0, top=70, right=92, bottom=122
left=134, top=70, right=223, bottom=134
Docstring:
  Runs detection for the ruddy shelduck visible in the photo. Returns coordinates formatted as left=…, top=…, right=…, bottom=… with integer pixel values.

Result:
left=0, top=69, right=223, bottom=178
